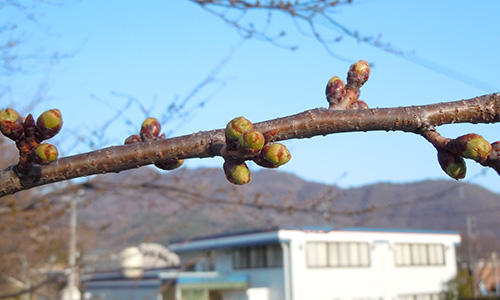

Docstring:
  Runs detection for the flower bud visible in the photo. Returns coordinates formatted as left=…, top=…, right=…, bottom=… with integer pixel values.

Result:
left=140, top=117, right=161, bottom=140
left=31, top=143, right=58, bottom=164
left=347, top=60, right=370, bottom=90
left=225, top=117, right=253, bottom=141
left=124, top=134, right=143, bottom=145
left=0, top=108, right=24, bottom=140
left=155, top=159, right=184, bottom=171
left=348, top=100, right=369, bottom=110
left=254, top=143, right=291, bottom=168
left=325, top=76, right=346, bottom=106
left=223, top=159, right=251, bottom=185
left=237, top=129, right=265, bottom=155
left=35, top=109, right=62, bottom=141
left=437, top=148, right=466, bottom=180
left=452, top=133, right=491, bottom=163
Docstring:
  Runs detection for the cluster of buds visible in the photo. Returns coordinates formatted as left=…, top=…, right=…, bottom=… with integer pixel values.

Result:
left=438, top=133, right=499, bottom=180
left=326, top=60, right=370, bottom=110
left=0, top=108, right=62, bottom=173
left=124, top=117, right=183, bottom=171
left=223, top=116, right=291, bottom=185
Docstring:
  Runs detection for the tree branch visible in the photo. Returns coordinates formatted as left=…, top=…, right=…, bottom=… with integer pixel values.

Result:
left=1, top=93, right=499, bottom=197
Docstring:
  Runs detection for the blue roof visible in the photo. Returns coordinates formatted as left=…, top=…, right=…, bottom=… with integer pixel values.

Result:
left=170, top=226, right=460, bottom=253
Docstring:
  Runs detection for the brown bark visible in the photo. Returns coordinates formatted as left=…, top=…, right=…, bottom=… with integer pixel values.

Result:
left=1, top=93, right=499, bottom=197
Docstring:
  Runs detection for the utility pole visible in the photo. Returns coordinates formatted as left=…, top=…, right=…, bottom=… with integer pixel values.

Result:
left=466, top=214, right=475, bottom=297
left=493, top=252, right=499, bottom=296
left=59, top=190, right=83, bottom=300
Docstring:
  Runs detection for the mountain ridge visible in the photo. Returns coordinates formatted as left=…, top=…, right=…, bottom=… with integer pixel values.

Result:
left=78, top=167, right=500, bottom=260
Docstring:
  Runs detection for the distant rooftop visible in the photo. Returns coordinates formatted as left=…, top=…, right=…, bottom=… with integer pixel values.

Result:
left=170, top=226, right=460, bottom=251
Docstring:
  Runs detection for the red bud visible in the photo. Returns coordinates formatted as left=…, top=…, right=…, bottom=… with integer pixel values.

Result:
left=124, top=134, right=143, bottom=145
left=140, top=117, right=161, bottom=140
left=347, top=60, right=370, bottom=90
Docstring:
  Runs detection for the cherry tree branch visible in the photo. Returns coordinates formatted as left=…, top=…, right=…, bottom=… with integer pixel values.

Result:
left=1, top=93, right=499, bottom=197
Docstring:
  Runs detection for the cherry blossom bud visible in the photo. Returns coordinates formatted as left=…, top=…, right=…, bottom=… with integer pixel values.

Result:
left=225, top=117, right=253, bottom=141
left=0, top=108, right=24, bottom=141
left=223, top=159, right=251, bottom=185
left=237, top=129, right=265, bottom=155
left=254, top=143, right=291, bottom=168
left=35, top=109, right=63, bottom=141
left=348, top=100, right=369, bottom=110
left=124, top=134, right=143, bottom=145
left=452, top=133, right=491, bottom=163
left=437, top=148, right=466, bottom=180
left=31, top=143, right=58, bottom=164
left=325, top=76, right=346, bottom=107
left=347, top=60, right=370, bottom=90
left=140, top=117, right=161, bottom=140
left=155, top=159, right=184, bottom=171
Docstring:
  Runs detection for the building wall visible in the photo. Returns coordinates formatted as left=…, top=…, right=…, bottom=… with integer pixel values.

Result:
left=279, top=230, right=459, bottom=300
left=170, top=229, right=460, bottom=300
left=178, top=247, right=285, bottom=300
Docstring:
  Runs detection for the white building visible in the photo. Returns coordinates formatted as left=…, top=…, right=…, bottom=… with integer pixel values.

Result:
left=83, top=227, right=461, bottom=300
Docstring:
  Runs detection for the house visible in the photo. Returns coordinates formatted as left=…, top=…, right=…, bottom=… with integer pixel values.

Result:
left=476, top=253, right=500, bottom=295
left=83, top=227, right=461, bottom=300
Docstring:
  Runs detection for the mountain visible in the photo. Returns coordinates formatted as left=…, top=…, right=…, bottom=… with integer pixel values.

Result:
left=77, top=167, right=500, bottom=260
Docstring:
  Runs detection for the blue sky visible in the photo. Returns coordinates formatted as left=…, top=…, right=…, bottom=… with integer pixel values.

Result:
left=3, top=1, right=500, bottom=193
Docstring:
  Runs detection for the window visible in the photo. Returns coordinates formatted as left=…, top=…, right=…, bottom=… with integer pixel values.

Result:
left=199, top=250, right=216, bottom=271
left=394, top=243, right=445, bottom=266
left=399, top=293, right=443, bottom=300
left=266, top=243, right=283, bottom=267
left=232, top=244, right=282, bottom=269
left=306, top=241, right=371, bottom=268
left=306, top=242, right=328, bottom=267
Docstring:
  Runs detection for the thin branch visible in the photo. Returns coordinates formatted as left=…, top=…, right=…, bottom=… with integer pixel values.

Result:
left=1, top=93, right=499, bottom=197
left=0, top=275, right=59, bottom=300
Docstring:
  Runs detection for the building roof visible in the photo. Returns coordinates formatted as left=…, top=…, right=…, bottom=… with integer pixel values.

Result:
left=169, top=227, right=461, bottom=253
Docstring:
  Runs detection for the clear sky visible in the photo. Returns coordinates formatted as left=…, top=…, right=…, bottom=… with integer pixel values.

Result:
left=3, top=1, right=500, bottom=193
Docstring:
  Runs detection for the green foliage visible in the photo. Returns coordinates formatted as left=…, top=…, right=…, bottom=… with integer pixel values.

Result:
left=444, top=268, right=474, bottom=300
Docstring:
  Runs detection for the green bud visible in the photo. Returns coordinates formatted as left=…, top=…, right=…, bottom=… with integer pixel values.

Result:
left=0, top=108, right=24, bottom=141
left=140, top=117, right=161, bottom=140
left=223, top=159, right=251, bottom=185
left=36, top=109, right=63, bottom=141
left=31, top=143, right=58, bottom=164
left=237, top=129, right=265, bottom=155
left=348, top=100, right=369, bottom=110
left=225, top=117, right=253, bottom=141
left=325, top=76, right=346, bottom=106
left=347, top=60, right=370, bottom=90
left=155, top=159, right=184, bottom=171
left=255, top=143, right=291, bottom=168
left=453, top=133, right=491, bottom=163
left=124, top=134, right=143, bottom=144
left=437, top=148, right=466, bottom=180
